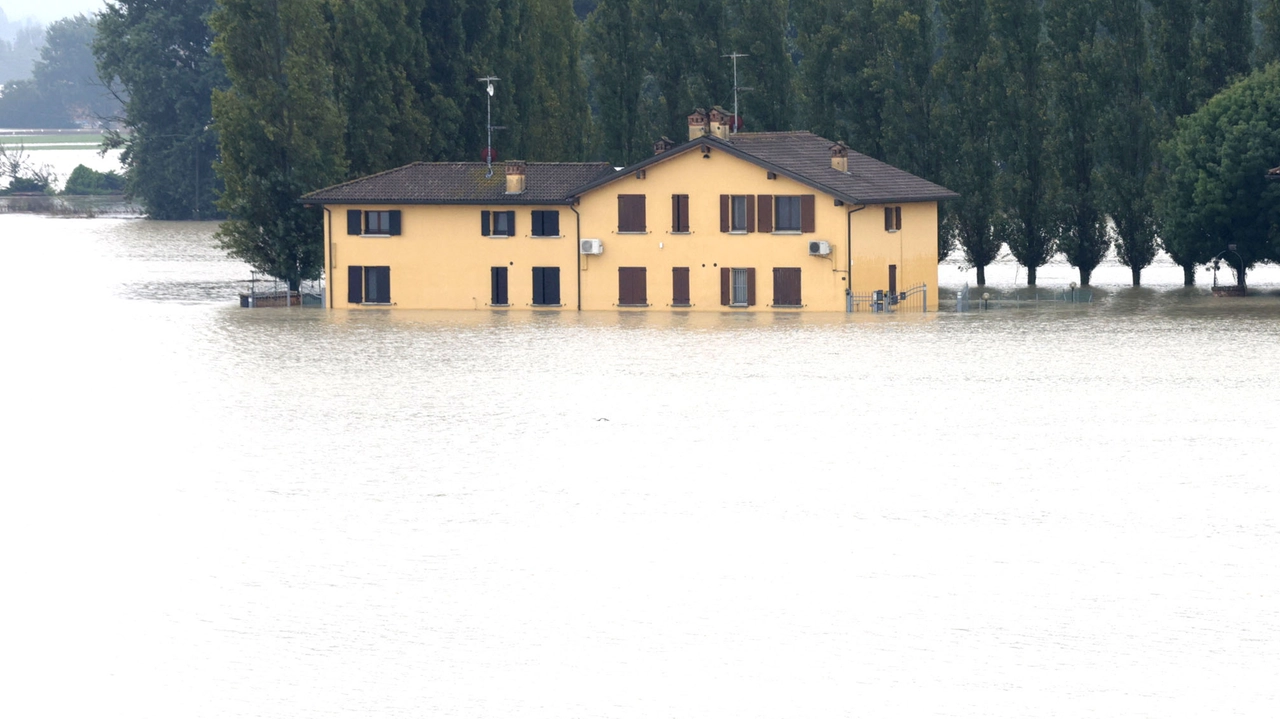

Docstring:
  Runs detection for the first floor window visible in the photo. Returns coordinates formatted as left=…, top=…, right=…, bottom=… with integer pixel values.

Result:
left=491, top=267, right=509, bottom=305
left=347, top=265, right=390, bottom=304
left=772, top=267, right=802, bottom=307
left=672, top=267, right=690, bottom=306
left=885, top=206, right=902, bottom=232
left=775, top=196, right=802, bottom=232
left=731, top=195, right=749, bottom=231
left=720, top=194, right=755, bottom=232
left=720, top=267, right=756, bottom=307
left=532, top=266, right=561, bottom=306
left=531, top=210, right=560, bottom=237
left=482, top=210, right=516, bottom=237
left=346, top=209, right=401, bottom=236
left=618, top=267, right=647, bottom=306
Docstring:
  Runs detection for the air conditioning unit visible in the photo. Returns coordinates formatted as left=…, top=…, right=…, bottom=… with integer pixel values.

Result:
left=808, top=240, right=831, bottom=257
left=580, top=239, right=603, bottom=255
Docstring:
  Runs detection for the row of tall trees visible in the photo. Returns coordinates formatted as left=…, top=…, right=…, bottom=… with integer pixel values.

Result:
left=93, top=0, right=1280, bottom=289
left=0, top=15, right=117, bottom=128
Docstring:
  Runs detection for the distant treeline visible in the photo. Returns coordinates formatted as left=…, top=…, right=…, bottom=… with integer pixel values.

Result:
left=91, top=0, right=1280, bottom=289
left=0, top=14, right=119, bottom=128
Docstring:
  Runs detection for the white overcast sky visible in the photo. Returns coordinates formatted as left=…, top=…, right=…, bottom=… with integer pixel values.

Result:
left=2, top=0, right=105, bottom=25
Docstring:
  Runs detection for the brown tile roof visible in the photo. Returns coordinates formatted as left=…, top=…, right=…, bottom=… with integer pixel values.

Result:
left=302, top=161, right=616, bottom=205
left=571, top=131, right=958, bottom=204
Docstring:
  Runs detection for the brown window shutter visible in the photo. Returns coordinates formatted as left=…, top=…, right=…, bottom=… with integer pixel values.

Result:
left=746, top=268, right=756, bottom=306
left=638, top=197, right=646, bottom=232
left=672, top=267, right=690, bottom=304
left=671, top=195, right=680, bottom=232
left=757, top=195, right=773, bottom=233
left=720, top=195, right=730, bottom=232
left=885, top=207, right=893, bottom=231
left=347, top=265, right=363, bottom=303
left=678, top=195, right=689, bottom=232
left=800, top=195, right=815, bottom=232
left=746, top=195, right=756, bottom=232
left=720, top=267, right=730, bottom=305
left=895, top=206, right=902, bottom=230
left=618, top=196, right=627, bottom=231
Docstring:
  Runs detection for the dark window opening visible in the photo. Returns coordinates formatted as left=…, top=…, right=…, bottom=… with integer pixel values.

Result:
left=491, top=267, right=509, bottom=305
left=532, top=266, right=561, bottom=306
left=532, top=210, right=560, bottom=237
left=348, top=265, right=390, bottom=304
left=885, top=206, right=902, bottom=232
left=672, top=267, right=690, bottom=306
left=482, top=210, right=516, bottom=237
left=672, top=194, right=689, bottom=233
left=775, top=196, right=801, bottom=232
left=347, top=209, right=400, bottom=235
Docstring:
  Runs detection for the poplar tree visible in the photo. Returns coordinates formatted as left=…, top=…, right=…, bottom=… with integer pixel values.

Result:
left=796, top=0, right=876, bottom=145
left=1261, top=0, right=1280, bottom=66
left=642, top=0, right=731, bottom=141
left=990, top=0, right=1055, bottom=286
left=934, top=0, right=1001, bottom=284
left=94, top=0, right=226, bottom=219
left=504, top=0, right=593, bottom=160
left=211, top=0, right=346, bottom=291
left=1097, top=0, right=1158, bottom=286
left=726, top=0, right=793, bottom=131
left=586, top=0, right=651, bottom=165
left=1044, top=0, right=1108, bottom=286
left=1191, top=0, right=1252, bottom=106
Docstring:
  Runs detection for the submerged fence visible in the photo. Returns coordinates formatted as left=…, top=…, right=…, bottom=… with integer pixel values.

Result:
left=955, top=283, right=1092, bottom=311
left=849, top=283, right=928, bottom=313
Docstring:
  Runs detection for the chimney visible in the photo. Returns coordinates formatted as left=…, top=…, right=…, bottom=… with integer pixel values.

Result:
left=830, top=141, right=849, bottom=172
left=505, top=160, right=526, bottom=194
left=708, top=106, right=732, bottom=139
left=687, top=108, right=708, bottom=141
left=653, top=136, right=676, bottom=155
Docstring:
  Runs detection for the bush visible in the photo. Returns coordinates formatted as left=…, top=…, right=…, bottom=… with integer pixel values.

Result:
left=62, top=164, right=127, bottom=195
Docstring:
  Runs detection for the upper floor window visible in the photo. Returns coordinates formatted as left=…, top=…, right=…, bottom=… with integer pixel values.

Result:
left=775, top=196, right=802, bottom=232
left=531, top=210, right=560, bottom=237
left=482, top=210, right=515, bottom=237
left=346, top=209, right=401, bottom=236
left=885, top=206, right=902, bottom=232
left=618, top=194, right=646, bottom=232
left=671, top=194, right=689, bottom=233
left=719, top=194, right=756, bottom=232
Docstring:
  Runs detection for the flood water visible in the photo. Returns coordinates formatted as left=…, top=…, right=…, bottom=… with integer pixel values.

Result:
left=3, top=214, right=1279, bottom=718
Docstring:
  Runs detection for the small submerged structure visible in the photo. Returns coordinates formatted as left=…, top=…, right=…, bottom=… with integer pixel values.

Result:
left=239, top=272, right=322, bottom=307
left=1210, top=245, right=1247, bottom=297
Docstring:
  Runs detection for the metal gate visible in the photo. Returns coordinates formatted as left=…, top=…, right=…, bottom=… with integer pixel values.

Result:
left=848, top=283, right=928, bottom=313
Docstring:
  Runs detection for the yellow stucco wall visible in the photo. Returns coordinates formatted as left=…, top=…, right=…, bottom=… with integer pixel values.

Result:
left=323, top=148, right=939, bottom=311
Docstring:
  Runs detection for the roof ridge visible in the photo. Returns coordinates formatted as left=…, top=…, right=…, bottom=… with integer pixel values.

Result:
left=303, top=161, right=427, bottom=198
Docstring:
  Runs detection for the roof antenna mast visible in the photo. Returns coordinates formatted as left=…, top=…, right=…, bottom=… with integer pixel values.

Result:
left=721, top=52, right=749, bottom=133
left=479, top=75, right=500, bottom=177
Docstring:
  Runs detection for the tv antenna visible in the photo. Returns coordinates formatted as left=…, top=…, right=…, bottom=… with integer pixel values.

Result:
left=721, top=52, right=751, bottom=133
left=478, top=75, right=505, bottom=177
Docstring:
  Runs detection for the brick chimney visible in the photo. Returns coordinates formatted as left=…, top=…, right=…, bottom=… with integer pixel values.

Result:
left=505, top=160, right=526, bottom=194
left=830, top=142, right=849, bottom=172
left=653, top=136, right=676, bottom=155
left=708, top=106, right=732, bottom=139
left=687, top=108, right=708, bottom=141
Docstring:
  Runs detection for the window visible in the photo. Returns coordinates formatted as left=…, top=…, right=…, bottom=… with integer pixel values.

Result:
left=346, top=209, right=401, bottom=236
left=531, top=210, right=560, bottom=237
left=618, top=195, right=646, bottom=232
left=482, top=210, right=516, bottom=237
left=671, top=194, right=689, bottom=233
left=618, top=267, right=647, bottom=306
left=347, top=265, right=390, bottom=304
left=772, top=267, right=802, bottom=307
left=672, top=267, right=690, bottom=306
left=885, top=206, right=902, bottom=232
left=532, top=267, right=561, bottom=306
left=719, top=267, right=756, bottom=307
left=491, top=267, right=509, bottom=306
left=775, top=196, right=802, bottom=232
left=719, top=194, right=755, bottom=232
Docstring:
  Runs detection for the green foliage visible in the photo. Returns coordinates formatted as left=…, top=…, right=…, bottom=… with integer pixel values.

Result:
left=211, top=0, right=347, bottom=291
left=934, top=0, right=1000, bottom=280
left=586, top=0, right=651, bottom=164
left=726, top=0, right=793, bottom=131
left=0, top=143, right=57, bottom=194
left=33, top=15, right=118, bottom=122
left=990, top=0, right=1056, bottom=286
left=62, top=164, right=126, bottom=195
left=1044, top=0, right=1109, bottom=286
left=95, top=0, right=227, bottom=219
left=1157, top=64, right=1280, bottom=286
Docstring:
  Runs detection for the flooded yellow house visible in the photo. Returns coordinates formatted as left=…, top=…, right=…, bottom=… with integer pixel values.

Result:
left=303, top=108, right=957, bottom=312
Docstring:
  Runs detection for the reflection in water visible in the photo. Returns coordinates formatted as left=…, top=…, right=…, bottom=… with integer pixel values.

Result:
left=3, top=215, right=1279, bottom=719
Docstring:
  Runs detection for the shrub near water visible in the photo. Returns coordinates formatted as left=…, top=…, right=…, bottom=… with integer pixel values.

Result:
left=62, top=165, right=126, bottom=195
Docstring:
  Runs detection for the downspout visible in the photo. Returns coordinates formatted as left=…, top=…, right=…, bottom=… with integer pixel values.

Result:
left=570, top=201, right=582, bottom=311
left=846, top=204, right=866, bottom=312
left=322, top=206, right=333, bottom=308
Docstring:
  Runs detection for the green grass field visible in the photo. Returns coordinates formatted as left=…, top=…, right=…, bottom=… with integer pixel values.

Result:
left=0, top=133, right=107, bottom=149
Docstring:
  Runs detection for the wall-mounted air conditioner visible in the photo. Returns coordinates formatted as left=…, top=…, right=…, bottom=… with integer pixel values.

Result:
left=580, top=239, right=603, bottom=255
left=808, top=240, right=831, bottom=257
